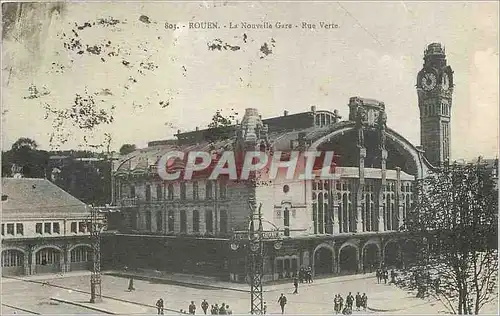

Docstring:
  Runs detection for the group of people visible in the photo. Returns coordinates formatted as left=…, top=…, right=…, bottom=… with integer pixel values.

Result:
left=376, top=268, right=397, bottom=284
left=333, top=292, right=368, bottom=315
left=297, top=266, right=314, bottom=283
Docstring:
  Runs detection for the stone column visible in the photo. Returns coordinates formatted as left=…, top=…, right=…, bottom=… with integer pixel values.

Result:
left=59, top=247, right=66, bottom=273
left=378, top=150, right=388, bottom=231
left=24, top=252, right=30, bottom=276
left=356, top=148, right=366, bottom=232
left=30, top=247, right=36, bottom=275
left=358, top=247, right=364, bottom=273
left=396, top=167, right=404, bottom=229
left=66, top=247, right=72, bottom=273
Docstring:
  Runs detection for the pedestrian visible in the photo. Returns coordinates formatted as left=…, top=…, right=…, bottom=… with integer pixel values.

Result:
left=214, top=304, right=219, bottom=315
left=225, top=305, right=232, bottom=315
left=346, top=292, right=354, bottom=309
left=338, top=294, right=344, bottom=313
left=128, top=278, right=135, bottom=291
left=376, top=269, right=381, bottom=283
left=156, top=298, right=164, bottom=315
left=307, top=267, right=313, bottom=283
left=210, top=305, right=216, bottom=315
left=189, top=301, right=196, bottom=314
left=333, top=294, right=340, bottom=314
left=390, top=270, right=396, bottom=284
left=384, top=270, right=389, bottom=284
left=355, top=292, right=361, bottom=311
left=293, top=277, right=298, bottom=294
left=278, top=293, right=287, bottom=314
left=361, top=293, right=368, bottom=311
left=263, top=302, right=267, bottom=314
left=219, top=303, right=226, bottom=315
left=201, top=299, right=209, bottom=315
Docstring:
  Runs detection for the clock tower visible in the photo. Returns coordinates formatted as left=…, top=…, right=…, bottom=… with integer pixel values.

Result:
left=417, top=43, right=454, bottom=167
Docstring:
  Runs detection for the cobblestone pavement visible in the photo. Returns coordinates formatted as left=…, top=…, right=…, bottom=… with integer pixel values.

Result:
left=2, top=272, right=497, bottom=315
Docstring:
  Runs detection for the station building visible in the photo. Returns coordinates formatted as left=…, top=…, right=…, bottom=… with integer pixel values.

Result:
left=1, top=178, right=94, bottom=276
left=105, top=43, right=454, bottom=282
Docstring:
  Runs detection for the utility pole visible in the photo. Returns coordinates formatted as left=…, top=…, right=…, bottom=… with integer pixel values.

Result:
left=89, top=205, right=106, bottom=303
left=248, top=202, right=264, bottom=314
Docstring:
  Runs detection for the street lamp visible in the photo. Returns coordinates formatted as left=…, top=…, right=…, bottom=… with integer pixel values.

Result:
left=230, top=200, right=284, bottom=315
left=88, top=206, right=108, bottom=303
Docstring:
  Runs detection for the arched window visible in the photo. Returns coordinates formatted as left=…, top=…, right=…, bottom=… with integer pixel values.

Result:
left=70, top=246, right=92, bottom=262
left=206, top=181, right=213, bottom=200
left=180, top=210, right=187, bottom=232
left=146, top=211, right=152, bottom=231
left=342, top=193, right=348, bottom=233
left=156, top=211, right=163, bottom=232
left=180, top=183, right=186, bottom=200
left=36, top=248, right=60, bottom=265
left=192, top=181, right=199, bottom=200
left=168, top=211, right=174, bottom=232
left=220, top=210, right=228, bottom=234
left=283, top=208, right=290, bottom=236
left=219, top=180, right=227, bottom=199
left=1, top=250, right=24, bottom=267
left=205, top=210, right=213, bottom=233
left=156, top=184, right=163, bottom=200
left=145, top=185, right=151, bottom=201
left=168, top=184, right=174, bottom=200
left=312, top=203, right=318, bottom=234
left=192, top=210, right=200, bottom=233
left=318, top=194, right=324, bottom=234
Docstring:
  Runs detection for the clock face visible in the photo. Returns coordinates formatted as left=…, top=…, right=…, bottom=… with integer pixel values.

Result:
left=422, top=72, right=437, bottom=91
left=442, top=73, right=450, bottom=90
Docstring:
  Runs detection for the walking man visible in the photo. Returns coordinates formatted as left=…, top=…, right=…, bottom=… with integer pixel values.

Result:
left=201, top=299, right=209, bottom=315
left=293, top=277, right=299, bottom=294
left=355, top=292, right=361, bottom=311
left=361, top=293, right=368, bottom=311
left=278, top=293, right=287, bottom=314
left=128, top=278, right=135, bottom=291
left=189, top=301, right=196, bottom=315
left=156, top=298, right=164, bottom=315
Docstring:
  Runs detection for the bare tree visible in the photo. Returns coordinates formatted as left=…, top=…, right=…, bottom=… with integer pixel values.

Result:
left=403, top=160, right=498, bottom=314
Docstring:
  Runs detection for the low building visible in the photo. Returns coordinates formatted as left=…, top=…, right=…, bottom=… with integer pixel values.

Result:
left=1, top=178, right=94, bottom=276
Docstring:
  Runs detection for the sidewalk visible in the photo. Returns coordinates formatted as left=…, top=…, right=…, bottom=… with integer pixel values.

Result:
left=2, top=270, right=92, bottom=283
left=50, top=291, right=155, bottom=315
left=105, top=269, right=377, bottom=293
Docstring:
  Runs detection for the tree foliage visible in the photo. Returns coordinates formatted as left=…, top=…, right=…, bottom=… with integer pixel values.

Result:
left=403, top=161, right=498, bottom=314
left=119, top=143, right=137, bottom=155
left=205, top=109, right=238, bottom=145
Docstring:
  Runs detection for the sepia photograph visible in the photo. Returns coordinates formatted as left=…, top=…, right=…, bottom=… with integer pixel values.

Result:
left=1, top=1, right=498, bottom=315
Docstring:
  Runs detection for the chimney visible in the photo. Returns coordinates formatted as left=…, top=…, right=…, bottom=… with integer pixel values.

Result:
left=284, top=110, right=289, bottom=116
left=311, top=106, right=316, bottom=112
left=195, top=127, right=199, bottom=131
left=177, top=129, right=181, bottom=135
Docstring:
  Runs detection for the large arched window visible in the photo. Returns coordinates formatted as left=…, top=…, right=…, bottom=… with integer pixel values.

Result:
left=168, top=184, right=174, bottom=200
left=145, top=185, right=151, bottom=201
left=156, top=211, right=163, bottom=232
left=192, top=181, right=199, bottom=200
left=206, top=181, right=213, bottom=200
left=156, top=184, right=163, bottom=200
left=205, top=210, right=213, bottom=233
left=180, top=210, right=187, bottom=232
left=180, top=183, right=186, bottom=200
left=192, top=210, right=200, bottom=233
left=168, top=210, right=174, bottom=232
left=1, top=250, right=24, bottom=267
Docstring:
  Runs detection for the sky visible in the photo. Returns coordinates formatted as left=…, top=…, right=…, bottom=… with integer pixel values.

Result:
left=2, top=1, right=498, bottom=160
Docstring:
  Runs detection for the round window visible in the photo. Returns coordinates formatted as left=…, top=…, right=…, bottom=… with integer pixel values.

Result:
left=283, top=185, right=290, bottom=193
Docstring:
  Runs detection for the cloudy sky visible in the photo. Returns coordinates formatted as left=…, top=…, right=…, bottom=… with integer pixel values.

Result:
left=2, top=1, right=498, bottom=160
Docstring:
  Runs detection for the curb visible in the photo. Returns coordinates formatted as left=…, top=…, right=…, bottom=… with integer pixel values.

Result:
left=50, top=297, right=115, bottom=314
left=105, top=272, right=251, bottom=293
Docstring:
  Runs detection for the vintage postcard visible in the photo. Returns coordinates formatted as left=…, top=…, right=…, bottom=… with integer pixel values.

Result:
left=1, top=1, right=498, bottom=315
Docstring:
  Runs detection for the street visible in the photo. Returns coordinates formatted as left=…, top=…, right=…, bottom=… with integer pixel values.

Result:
left=1, top=271, right=467, bottom=315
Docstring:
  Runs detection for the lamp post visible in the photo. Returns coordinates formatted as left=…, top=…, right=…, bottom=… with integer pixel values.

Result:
left=230, top=200, right=290, bottom=315
left=88, top=205, right=108, bottom=303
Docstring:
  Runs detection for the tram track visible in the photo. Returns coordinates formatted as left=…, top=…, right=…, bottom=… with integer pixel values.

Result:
left=2, top=302, right=41, bottom=315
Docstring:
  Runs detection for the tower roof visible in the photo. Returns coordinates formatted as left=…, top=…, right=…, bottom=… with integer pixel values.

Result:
left=424, top=43, right=445, bottom=57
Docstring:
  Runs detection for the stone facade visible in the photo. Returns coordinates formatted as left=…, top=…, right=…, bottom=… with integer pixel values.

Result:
left=107, top=43, right=453, bottom=282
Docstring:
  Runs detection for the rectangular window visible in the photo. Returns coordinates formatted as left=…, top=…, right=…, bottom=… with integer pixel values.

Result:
left=7, top=224, right=14, bottom=235
left=156, top=184, right=163, bottom=200
left=44, top=223, right=51, bottom=234
left=146, top=185, right=151, bottom=201
left=180, top=210, right=187, bottom=233
left=71, top=222, right=77, bottom=233
left=1, top=224, right=4, bottom=236
left=53, top=222, right=60, bottom=234
left=36, top=223, right=42, bottom=234
left=168, top=210, right=174, bottom=232
left=78, top=222, right=86, bottom=233
left=16, top=223, right=23, bottom=235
